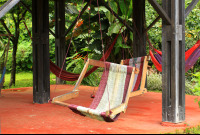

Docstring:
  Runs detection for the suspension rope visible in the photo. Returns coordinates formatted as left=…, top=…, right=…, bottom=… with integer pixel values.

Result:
left=51, top=0, right=86, bottom=101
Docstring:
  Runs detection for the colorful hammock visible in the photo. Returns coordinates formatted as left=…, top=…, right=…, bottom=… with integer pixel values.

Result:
left=150, top=40, right=200, bottom=72
left=53, top=59, right=136, bottom=122
left=50, top=34, right=119, bottom=81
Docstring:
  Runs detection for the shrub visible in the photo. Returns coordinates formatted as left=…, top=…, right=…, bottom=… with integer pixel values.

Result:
left=147, top=73, right=194, bottom=95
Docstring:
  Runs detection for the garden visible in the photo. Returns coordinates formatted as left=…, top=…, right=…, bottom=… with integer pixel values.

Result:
left=0, top=0, right=200, bottom=134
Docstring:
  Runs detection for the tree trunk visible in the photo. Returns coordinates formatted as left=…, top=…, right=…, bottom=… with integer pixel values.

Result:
left=9, top=40, right=18, bottom=86
left=9, top=12, right=20, bottom=87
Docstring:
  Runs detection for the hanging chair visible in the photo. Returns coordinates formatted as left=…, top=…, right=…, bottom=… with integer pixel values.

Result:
left=146, top=32, right=200, bottom=72
left=52, top=59, right=139, bottom=122
left=149, top=41, right=200, bottom=72
left=121, top=56, right=149, bottom=97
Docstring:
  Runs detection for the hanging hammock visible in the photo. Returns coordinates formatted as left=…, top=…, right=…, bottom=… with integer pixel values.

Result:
left=50, top=34, right=119, bottom=81
left=147, top=33, right=200, bottom=72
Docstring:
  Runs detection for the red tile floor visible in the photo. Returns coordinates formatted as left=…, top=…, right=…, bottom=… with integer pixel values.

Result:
left=0, top=84, right=200, bottom=134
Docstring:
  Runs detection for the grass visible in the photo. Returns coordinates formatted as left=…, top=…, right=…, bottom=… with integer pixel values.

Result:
left=166, top=125, right=200, bottom=134
left=2, top=72, right=57, bottom=89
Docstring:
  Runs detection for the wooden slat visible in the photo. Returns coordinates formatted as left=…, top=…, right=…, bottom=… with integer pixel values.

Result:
left=53, top=101, right=70, bottom=107
left=52, top=91, right=79, bottom=102
left=0, top=34, right=14, bottom=37
left=73, top=59, right=90, bottom=91
left=145, top=16, right=161, bottom=32
left=130, top=88, right=147, bottom=97
left=148, top=0, right=171, bottom=25
left=140, top=56, right=148, bottom=89
left=124, top=68, right=136, bottom=111
left=106, top=104, right=126, bottom=117
left=88, top=59, right=106, bottom=68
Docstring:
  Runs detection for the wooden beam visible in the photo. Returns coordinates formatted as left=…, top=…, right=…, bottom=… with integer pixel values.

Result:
left=185, top=0, right=199, bottom=19
left=19, top=1, right=56, bottom=38
left=19, top=1, right=32, bottom=14
left=73, top=59, right=90, bottom=91
left=145, top=16, right=161, bottom=32
left=55, top=0, right=66, bottom=84
left=0, top=34, right=14, bottom=37
left=32, top=0, right=50, bottom=104
left=130, top=89, right=147, bottom=97
left=52, top=91, right=79, bottom=102
left=140, top=56, right=148, bottom=89
left=63, top=1, right=92, bottom=37
left=99, top=0, right=133, bottom=32
left=148, top=0, right=171, bottom=25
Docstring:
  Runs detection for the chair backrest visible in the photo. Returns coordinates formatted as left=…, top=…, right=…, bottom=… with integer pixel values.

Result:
left=89, top=62, right=133, bottom=112
left=121, top=56, right=148, bottom=92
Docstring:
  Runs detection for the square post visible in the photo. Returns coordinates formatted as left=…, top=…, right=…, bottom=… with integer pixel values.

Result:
left=162, top=0, right=185, bottom=123
left=55, top=0, right=66, bottom=84
left=32, top=0, right=50, bottom=104
left=132, top=0, right=146, bottom=57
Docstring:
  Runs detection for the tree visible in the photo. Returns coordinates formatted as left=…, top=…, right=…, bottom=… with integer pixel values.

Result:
left=0, top=1, right=31, bottom=86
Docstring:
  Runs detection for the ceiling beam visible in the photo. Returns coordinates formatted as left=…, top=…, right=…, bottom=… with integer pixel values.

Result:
left=145, top=16, right=161, bottom=32
left=185, top=0, right=199, bottom=19
left=19, top=1, right=56, bottom=38
left=148, top=0, right=171, bottom=25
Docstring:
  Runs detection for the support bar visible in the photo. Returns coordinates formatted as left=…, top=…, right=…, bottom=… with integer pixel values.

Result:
left=63, top=1, right=92, bottom=37
left=99, top=0, right=133, bottom=32
left=145, top=16, right=161, bottom=32
left=185, top=0, right=199, bottom=19
left=19, top=1, right=56, bottom=38
left=148, top=0, right=171, bottom=25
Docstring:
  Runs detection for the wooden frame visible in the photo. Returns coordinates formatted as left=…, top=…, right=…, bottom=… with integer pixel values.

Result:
left=52, top=59, right=137, bottom=117
left=120, top=56, right=149, bottom=98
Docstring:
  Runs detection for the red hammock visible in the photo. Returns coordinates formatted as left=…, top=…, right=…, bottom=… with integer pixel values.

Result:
left=150, top=40, right=200, bottom=72
left=50, top=34, right=119, bottom=81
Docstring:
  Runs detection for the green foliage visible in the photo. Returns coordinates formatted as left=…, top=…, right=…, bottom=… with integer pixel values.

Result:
left=192, top=72, right=200, bottom=108
left=147, top=73, right=195, bottom=95
left=191, top=72, right=200, bottom=96
left=65, top=54, right=102, bottom=86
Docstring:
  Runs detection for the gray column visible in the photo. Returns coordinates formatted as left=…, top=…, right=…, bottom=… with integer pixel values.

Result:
left=162, top=0, right=185, bottom=123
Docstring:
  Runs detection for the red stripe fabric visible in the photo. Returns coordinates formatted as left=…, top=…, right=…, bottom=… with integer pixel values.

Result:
left=132, top=57, right=144, bottom=91
left=122, top=66, right=133, bottom=103
left=68, top=64, right=133, bottom=122
left=89, top=63, right=110, bottom=109
left=50, top=34, right=119, bottom=81
left=185, top=40, right=200, bottom=60
left=150, top=50, right=162, bottom=72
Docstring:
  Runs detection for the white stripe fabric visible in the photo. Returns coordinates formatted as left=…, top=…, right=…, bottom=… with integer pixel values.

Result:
left=76, top=63, right=127, bottom=120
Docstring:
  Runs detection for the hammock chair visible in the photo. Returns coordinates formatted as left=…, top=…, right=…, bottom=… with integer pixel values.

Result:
left=52, top=59, right=139, bottom=122
left=121, top=56, right=149, bottom=97
left=0, top=34, right=11, bottom=92
left=149, top=37, right=200, bottom=72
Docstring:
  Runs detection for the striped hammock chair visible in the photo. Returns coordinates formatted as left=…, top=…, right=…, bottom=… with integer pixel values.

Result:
left=52, top=59, right=139, bottom=122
